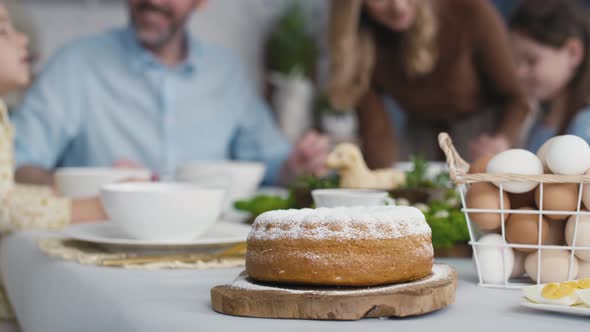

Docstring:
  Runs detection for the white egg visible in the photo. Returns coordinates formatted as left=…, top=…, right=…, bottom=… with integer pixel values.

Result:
left=474, top=234, right=514, bottom=284
left=546, top=135, right=590, bottom=175
left=486, top=149, right=543, bottom=193
left=565, top=214, right=590, bottom=262
left=523, top=284, right=581, bottom=306
left=537, top=136, right=562, bottom=172
left=511, top=250, right=526, bottom=278
left=578, top=289, right=590, bottom=307
left=525, top=250, right=579, bottom=283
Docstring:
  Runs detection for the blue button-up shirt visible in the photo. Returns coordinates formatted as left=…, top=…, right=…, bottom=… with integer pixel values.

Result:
left=11, top=27, right=292, bottom=184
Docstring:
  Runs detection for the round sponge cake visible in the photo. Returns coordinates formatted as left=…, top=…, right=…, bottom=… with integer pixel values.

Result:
left=246, top=206, right=433, bottom=287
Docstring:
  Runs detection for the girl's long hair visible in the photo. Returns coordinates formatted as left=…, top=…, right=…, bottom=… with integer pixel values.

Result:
left=328, top=0, right=438, bottom=110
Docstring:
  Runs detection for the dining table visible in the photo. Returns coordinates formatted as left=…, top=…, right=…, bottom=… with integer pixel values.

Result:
left=1, top=230, right=588, bottom=332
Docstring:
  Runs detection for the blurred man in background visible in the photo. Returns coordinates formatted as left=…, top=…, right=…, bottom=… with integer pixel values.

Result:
left=11, top=0, right=329, bottom=186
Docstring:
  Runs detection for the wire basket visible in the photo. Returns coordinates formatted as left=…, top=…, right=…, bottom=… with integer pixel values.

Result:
left=438, top=132, right=590, bottom=289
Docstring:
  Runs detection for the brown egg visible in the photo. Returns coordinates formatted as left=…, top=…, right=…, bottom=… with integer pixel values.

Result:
left=565, top=214, right=590, bottom=262
left=466, top=182, right=510, bottom=231
left=469, top=154, right=495, bottom=174
left=547, top=219, right=566, bottom=245
left=505, top=207, right=550, bottom=252
left=535, top=183, right=579, bottom=220
left=509, top=190, right=536, bottom=210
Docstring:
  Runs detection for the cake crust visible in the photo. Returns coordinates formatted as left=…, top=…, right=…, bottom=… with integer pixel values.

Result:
left=246, top=206, right=434, bottom=287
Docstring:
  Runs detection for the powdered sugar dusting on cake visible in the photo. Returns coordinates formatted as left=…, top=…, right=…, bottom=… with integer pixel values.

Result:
left=249, top=206, right=431, bottom=241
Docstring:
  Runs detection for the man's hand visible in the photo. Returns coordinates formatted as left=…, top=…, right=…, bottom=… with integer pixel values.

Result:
left=113, top=159, right=145, bottom=169
left=280, top=131, right=331, bottom=184
left=113, top=159, right=158, bottom=181
left=470, top=134, right=511, bottom=161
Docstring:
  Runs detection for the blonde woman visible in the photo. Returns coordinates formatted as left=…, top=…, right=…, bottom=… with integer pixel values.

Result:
left=328, top=0, right=530, bottom=165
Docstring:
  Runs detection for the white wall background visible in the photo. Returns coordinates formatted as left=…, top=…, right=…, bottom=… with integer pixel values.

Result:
left=19, top=0, right=328, bottom=89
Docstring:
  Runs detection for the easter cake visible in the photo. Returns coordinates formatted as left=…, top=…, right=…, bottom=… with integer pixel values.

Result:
left=245, top=206, right=434, bottom=287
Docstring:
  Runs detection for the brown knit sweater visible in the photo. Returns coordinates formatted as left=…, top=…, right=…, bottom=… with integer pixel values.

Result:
left=358, top=0, right=530, bottom=167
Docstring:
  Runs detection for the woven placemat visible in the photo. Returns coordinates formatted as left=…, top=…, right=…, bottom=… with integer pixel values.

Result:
left=38, top=238, right=245, bottom=270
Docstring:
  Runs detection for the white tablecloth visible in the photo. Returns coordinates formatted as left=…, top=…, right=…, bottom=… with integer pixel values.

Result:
left=1, top=231, right=588, bottom=332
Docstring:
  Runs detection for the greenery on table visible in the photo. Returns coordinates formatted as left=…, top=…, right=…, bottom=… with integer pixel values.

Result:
left=418, top=191, right=469, bottom=249
left=266, top=3, right=318, bottom=78
left=401, top=156, right=451, bottom=190
left=233, top=174, right=339, bottom=218
left=234, top=195, right=295, bottom=218
left=288, top=173, right=339, bottom=192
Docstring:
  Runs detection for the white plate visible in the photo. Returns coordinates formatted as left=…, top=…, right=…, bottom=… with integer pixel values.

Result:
left=61, top=221, right=252, bottom=248
left=521, top=298, right=590, bottom=317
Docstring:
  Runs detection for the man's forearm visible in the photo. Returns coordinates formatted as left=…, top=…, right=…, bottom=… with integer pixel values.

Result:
left=15, top=165, right=55, bottom=186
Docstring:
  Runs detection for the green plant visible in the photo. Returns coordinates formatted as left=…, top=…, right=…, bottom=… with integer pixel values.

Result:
left=420, top=191, right=470, bottom=249
left=402, top=156, right=451, bottom=190
left=234, top=195, right=295, bottom=217
left=267, top=3, right=318, bottom=78
left=289, top=173, right=340, bottom=192
left=234, top=174, right=339, bottom=218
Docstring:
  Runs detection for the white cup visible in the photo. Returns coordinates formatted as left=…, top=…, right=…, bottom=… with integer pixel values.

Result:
left=311, top=189, right=395, bottom=208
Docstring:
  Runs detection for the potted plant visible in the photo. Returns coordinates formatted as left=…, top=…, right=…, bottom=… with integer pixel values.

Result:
left=315, top=94, right=358, bottom=144
left=266, top=3, right=318, bottom=143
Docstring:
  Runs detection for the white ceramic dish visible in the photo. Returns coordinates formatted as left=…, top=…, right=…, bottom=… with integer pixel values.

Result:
left=55, top=167, right=151, bottom=198
left=312, top=189, right=394, bottom=208
left=175, top=161, right=266, bottom=202
left=61, top=221, right=250, bottom=247
left=520, top=298, right=590, bottom=317
left=100, top=182, right=225, bottom=242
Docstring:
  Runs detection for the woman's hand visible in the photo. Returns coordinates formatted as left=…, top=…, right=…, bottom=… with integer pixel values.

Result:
left=469, top=134, right=510, bottom=161
left=280, top=131, right=331, bottom=184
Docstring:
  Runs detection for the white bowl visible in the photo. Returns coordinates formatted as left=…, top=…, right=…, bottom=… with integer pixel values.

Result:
left=312, top=189, right=395, bottom=208
left=55, top=167, right=152, bottom=198
left=100, top=183, right=226, bottom=242
left=175, top=161, right=266, bottom=202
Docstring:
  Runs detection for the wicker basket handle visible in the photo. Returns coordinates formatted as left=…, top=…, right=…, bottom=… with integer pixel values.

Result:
left=438, top=132, right=470, bottom=181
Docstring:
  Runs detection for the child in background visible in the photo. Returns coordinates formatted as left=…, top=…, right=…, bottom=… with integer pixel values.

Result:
left=509, top=0, right=590, bottom=152
left=0, top=4, right=107, bottom=320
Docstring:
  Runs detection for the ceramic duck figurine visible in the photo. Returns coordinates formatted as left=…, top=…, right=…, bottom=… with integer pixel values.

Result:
left=326, top=143, right=405, bottom=190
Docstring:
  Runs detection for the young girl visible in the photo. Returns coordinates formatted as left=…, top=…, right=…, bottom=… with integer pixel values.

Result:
left=0, top=4, right=107, bottom=320
left=509, top=0, right=590, bottom=152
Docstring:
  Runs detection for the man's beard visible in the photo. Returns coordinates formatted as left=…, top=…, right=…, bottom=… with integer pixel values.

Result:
left=131, top=2, right=191, bottom=49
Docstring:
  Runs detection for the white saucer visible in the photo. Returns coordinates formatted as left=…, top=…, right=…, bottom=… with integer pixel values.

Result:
left=520, top=298, right=590, bottom=317
left=61, top=221, right=251, bottom=248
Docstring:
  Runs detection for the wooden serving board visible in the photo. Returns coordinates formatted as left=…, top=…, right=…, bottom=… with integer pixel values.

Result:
left=211, top=263, right=457, bottom=320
